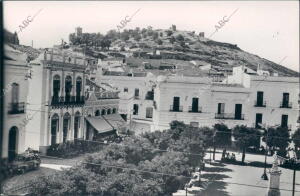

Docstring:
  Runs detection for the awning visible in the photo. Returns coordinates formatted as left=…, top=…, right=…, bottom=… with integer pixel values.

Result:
left=85, top=117, right=113, bottom=134
left=102, top=114, right=126, bottom=129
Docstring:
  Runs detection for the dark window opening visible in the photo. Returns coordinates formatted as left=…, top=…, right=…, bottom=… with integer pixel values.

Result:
left=133, top=104, right=139, bottom=115
left=255, top=113, right=263, bottom=128
left=281, top=115, right=288, bottom=128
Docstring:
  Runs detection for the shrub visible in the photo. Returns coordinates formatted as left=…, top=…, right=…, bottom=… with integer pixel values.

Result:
left=46, top=140, right=104, bottom=158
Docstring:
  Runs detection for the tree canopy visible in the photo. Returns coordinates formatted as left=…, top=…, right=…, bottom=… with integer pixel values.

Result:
left=28, top=121, right=210, bottom=196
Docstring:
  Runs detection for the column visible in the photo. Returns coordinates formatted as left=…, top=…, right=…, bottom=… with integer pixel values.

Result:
left=59, top=110, right=64, bottom=143
left=82, top=73, right=86, bottom=97
left=49, top=70, right=52, bottom=105
left=69, top=108, right=74, bottom=141
left=72, top=71, right=76, bottom=97
left=60, top=71, right=65, bottom=97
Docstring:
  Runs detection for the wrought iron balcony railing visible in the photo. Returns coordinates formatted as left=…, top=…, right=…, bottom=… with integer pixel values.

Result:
left=188, top=106, right=202, bottom=113
left=280, top=102, right=292, bottom=108
left=254, top=100, right=266, bottom=107
left=170, top=105, right=183, bottom=112
left=8, top=102, right=25, bottom=114
left=51, top=96, right=85, bottom=106
left=215, top=113, right=245, bottom=120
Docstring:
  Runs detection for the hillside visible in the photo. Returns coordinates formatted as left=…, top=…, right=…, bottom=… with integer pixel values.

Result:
left=69, top=26, right=298, bottom=77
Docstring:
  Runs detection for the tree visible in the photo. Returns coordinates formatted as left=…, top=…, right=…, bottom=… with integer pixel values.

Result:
left=152, top=32, right=159, bottom=40
left=292, top=128, right=300, bottom=158
left=213, top=124, right=231, bottom=160
left=169, top=36, right=176, bottom=44
left=263, top=126, right=290, bottom=157
left=176, top=34, right=184, bottom=42
left=133, top=34, right=142, bottom=42
left=233, top=125, right=261, bottom=163
left=100, top=39, right=111, bottom=50
left=157, top=39, right=163, bottom=45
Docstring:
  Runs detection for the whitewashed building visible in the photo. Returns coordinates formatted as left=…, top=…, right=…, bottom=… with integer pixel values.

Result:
left=97, top=64, right=299, bottom=133
left=2, top=45, right=30, bottom=161
left=153, top=66, right=299, bottom=131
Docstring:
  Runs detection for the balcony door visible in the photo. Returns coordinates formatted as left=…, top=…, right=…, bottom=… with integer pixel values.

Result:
left=217, top=103, right=225, bottom=114
left=76, top=77, right=82, bottom=102
left=65, top=76, right=72, bottom=103
left=257, top=91, right=264, bottom=106
left=173, top=97, right=180, bottom=111
left=11, top=83, right=19, bottom=111
left=53, top=75, right=60, bottom=102
left=282, top=93, right=289, bottom=107
left=235, top=104, right=242, bottom=119
left=192, top=98, right=199, bottom=112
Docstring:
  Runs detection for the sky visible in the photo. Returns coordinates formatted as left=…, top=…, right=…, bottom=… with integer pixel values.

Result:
left=3, top=1, right=299, bottom=72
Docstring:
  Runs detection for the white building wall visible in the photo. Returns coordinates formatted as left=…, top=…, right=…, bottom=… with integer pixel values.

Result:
left=98, top=75, right=156, bottom=123
left=3, top=60, right=30, bottom=158
left=249, top=76, right=299, bottom=131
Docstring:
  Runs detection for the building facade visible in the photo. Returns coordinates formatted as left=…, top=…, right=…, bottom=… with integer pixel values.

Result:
left=98, top=74, right=156, bottom=133
left=97, top=65, right=299, bottom=133
left=2, top=45, right=30, bottom=161
left=25, top=49, right=97, bottom=153
left=153, top=66, right=299, bottom=131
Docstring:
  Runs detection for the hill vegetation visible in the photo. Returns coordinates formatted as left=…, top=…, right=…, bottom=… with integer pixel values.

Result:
left=68, top=25, right=298, bottom=77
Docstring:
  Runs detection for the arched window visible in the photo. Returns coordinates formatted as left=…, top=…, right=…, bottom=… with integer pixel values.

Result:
left=74, top=112, right=81, bottom=139
left=8, top=126, right=18, bottom=162
left=112, top=108, right=117, bottom=114
left=53, top=75, right=60, bottom=103
left=107, top=109, right=111, bottom=115
left=95, top=110, right=100, bottom=116
left=51, top=114, right=59, bottom=145
left=76, top=76, right=82, bottom=102
left=65, top=76, right=72, bottom=102
left=63, top=113, right=71, bottom=143
left=101, top=109, right=106, bottom=115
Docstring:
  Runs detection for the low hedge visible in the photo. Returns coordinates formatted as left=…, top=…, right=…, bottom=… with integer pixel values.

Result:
left=46, top=139, right=104, bottom=158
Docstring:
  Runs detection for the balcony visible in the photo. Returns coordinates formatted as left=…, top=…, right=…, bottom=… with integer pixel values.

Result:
left=8, top=102, right=25, bottom=114
left=215, top=113, right=245, bottom=120
left=170, top=105, right=183, bottom=112
left=280, top=102, right=292, bottom=108
left=51, top=96, right=85, bottom=106
left=134, top=95, right=140, bottom=100
left=254, top=101, right=266, bottom=107
left=188, top=106, right=202, bottom=113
